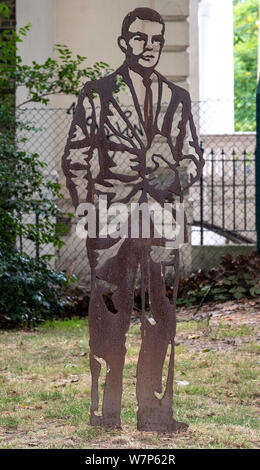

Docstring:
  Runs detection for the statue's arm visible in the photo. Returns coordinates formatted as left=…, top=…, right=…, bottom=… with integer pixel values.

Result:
left=62, top=84, right=97, bottom=209
left=177, top=91, right=205, bottom=193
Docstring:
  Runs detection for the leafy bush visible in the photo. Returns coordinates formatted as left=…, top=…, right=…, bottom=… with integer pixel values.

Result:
left=0, top=247, right=72, bottom=327
left=176, top=252, right=260, bottom=308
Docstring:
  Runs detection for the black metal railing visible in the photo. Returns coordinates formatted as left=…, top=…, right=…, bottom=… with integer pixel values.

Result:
left=194, top=142, right=256, bottom=245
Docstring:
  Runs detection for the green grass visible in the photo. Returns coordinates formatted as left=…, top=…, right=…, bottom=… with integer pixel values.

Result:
left=210, top=322, right=254, bottom=340
left=0, top=314, right=259, bottom=449
left=41, top=317, right=89, bottom=331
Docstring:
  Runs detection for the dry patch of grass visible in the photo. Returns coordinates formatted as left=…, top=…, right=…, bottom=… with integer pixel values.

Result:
left=0, top=307, right=259, bottom=449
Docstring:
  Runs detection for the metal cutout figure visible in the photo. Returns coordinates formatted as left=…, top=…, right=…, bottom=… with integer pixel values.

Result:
left=62, top=7, right=204, bottom=432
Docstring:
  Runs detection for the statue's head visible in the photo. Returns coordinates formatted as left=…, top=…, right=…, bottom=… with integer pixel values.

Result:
left=118, top=8, right=165, bottom=75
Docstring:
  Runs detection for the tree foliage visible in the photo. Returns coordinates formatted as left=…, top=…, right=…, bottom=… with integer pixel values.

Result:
left=233, top=0, right=258, bottom=131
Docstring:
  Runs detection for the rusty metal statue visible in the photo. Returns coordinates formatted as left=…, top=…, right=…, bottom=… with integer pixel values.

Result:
left=62, top=7, right=204, bottom=432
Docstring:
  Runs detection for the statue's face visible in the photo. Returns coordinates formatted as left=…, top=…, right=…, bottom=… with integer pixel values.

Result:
left=123, top=19, right=164, bottom=70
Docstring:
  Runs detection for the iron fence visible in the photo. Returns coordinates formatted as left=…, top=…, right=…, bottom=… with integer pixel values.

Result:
left=17, top=102, right=257, bottom=282
left=196, top=146, right=256, bottom=245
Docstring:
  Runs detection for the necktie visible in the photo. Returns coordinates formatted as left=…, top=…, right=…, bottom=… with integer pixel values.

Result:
left=143, top=77, right=153, bottom=140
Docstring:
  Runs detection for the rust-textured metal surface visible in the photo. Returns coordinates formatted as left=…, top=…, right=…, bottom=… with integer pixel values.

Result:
left=62, top=7, right=204, bottom=432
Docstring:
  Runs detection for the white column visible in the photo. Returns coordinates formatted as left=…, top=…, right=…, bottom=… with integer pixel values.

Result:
left=198, top=0, right=234, bottom=134
left=258, top=0, right=260, bottom=80
left=16, top=0, right=56, bottom=263
left=16, top=0, right=55, bottom=107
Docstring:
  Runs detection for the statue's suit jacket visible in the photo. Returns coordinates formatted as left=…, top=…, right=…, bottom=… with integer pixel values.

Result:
left=62, top=62, right=204, bottom=244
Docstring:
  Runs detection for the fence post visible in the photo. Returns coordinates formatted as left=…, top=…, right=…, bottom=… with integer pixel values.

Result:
left=256, top=80, right=260, bottom=253
left=199, top=141, right=204, bottom=246
left=35, top=212, right=40, bottom=260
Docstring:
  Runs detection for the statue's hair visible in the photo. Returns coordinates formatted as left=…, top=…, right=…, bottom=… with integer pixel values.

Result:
left=121, top=7, right=165, bottom=37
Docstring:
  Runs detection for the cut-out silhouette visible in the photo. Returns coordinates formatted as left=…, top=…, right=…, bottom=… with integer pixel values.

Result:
left=62, top=7, right=204, bottom=432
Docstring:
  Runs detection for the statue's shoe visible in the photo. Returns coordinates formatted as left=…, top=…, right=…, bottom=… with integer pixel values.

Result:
left=137, top=416, right=188, bottom=433
left=90, top=413, right=121, bottom=429
left=137, top=412, right=189, bottom=433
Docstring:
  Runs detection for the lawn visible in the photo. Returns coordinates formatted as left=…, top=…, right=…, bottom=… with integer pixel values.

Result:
left=0, top=299, right=259, bottom=449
